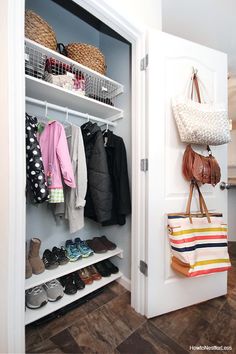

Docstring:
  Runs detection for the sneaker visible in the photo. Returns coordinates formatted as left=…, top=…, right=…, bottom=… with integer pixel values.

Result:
left=52, top=246, right=69, bottom=265
left=43, top=279, right=64, bottom=301
left=26, top=285, right=48, bottom=309
left=74, top=238, right=94, bottom=258
left=65, top=240, right=82, bottom=261
left=60, top=274, right=77, bottom=295
left=72, top=272, right=85, bottom=290
left=42, top=249, right=59, bottom=270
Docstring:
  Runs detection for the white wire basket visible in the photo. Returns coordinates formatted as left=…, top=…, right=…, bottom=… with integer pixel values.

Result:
left=25, top=39, right=123, bottom=107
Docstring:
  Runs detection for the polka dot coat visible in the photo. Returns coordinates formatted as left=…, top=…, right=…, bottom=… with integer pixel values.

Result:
left=25, top=114, right=49, bottom=203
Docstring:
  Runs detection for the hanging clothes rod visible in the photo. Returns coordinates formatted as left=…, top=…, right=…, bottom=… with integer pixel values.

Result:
left=25, top=96, right=117, bottom=127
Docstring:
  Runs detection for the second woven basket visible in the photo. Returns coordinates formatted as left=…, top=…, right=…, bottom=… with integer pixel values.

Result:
left=65, top=43, right=106, bottom=75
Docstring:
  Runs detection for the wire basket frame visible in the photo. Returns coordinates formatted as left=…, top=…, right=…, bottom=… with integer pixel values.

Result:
left=25, top=44, right=47, bottom=79
left=25, top=40, right=123, bottom=107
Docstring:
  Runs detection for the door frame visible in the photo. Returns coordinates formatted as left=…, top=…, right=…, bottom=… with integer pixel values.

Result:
left=3, top=0, right=147, bottom=351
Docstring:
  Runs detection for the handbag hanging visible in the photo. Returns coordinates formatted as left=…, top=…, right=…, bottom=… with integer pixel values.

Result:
left=182, top=144, right=221, bottom=186
left=172, top=70, right=231, bottom=146
left=167, top=181, right=231, bottom=277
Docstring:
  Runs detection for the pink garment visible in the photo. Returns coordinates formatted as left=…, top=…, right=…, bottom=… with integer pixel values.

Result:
left=38, top=120, right=76, bottom=189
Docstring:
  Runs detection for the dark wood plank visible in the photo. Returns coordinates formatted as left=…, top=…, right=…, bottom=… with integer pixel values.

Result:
left=117, top=322, right=188, bottom=354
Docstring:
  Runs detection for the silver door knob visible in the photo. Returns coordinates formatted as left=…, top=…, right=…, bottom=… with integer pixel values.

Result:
left=220, top=182, right=236, bottom=190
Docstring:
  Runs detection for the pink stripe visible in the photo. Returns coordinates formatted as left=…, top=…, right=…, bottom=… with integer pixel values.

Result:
left=189, top=266, right=231, bottom=277
left=171, top=235, right=227, bottom=244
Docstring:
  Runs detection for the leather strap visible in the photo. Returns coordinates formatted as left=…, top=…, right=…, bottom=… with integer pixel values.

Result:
left=191, top=73, right=201, bottom=103
left=186, top=181, right=211, bottom=224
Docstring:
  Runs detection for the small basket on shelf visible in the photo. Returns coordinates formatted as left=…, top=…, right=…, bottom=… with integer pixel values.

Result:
left=65, top=43, right=106, bottom=75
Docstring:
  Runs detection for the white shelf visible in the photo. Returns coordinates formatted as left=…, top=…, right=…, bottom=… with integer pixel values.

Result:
left=25, top=272, right=122, bottom=325
left=25, top=248, right=122, bottom=290
left=25, top=75, right=123, bottom=120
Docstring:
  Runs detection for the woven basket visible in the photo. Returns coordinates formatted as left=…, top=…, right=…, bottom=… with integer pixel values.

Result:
left=25, top=10, right=57, bottom=51
left=65, top=43, right=106, bottom=75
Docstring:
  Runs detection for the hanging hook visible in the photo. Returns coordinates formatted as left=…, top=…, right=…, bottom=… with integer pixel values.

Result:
left=106, top=122, right=109, bottom=132
left=65, top=107, right=69, bottom=122
left=45, top=101, right=48, bottom=118
left=86, top=113, right=90, bottom=122
left=192, top=67, right=198, bottom=76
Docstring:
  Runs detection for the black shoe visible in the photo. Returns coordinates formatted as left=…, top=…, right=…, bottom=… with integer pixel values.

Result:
left=60, top=274, right=77, bottom=295
left=101, top=259, right=119, bottom=274
left=72, top=272, right=85, bottom=290
left=42, top=249, right=59, bottom=270
left=94, top=262, right=111, bottom=277
left=52, top=246, right=69, bottom=265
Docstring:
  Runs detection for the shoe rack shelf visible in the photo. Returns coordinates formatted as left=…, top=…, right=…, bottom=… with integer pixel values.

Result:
left=25, top=248, right=123, bottom=290
left=25, top=271, right=122, bottom=325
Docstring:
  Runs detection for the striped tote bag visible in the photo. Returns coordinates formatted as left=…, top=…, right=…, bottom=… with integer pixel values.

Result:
left=167, top=181, right=231, bottom=277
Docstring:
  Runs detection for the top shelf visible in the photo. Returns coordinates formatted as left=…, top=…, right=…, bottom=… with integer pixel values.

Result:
left=25, top=38, right=124, bottom=120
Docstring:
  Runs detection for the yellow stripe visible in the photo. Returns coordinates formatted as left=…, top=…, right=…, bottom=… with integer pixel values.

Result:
left=190, top=258, right=230, bottom=268
left=172, top=227, right=227, bottom=236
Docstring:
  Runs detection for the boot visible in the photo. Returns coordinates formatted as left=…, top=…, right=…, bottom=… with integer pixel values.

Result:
left=28, top=238, right=45, bottom=275
left=25, top=242, right=32, bottom=279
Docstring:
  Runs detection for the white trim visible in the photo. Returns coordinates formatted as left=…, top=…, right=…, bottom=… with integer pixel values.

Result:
left=117, top=276, right=131, bottom=291
left=0, top=0, right=25, bottom=353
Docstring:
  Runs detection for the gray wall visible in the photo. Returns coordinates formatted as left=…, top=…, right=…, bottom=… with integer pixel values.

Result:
left=25, top=0, right=132, bottom=278
left=162, top=0, right=236, bottom=74
left=25, top=0, right=100, bottom=46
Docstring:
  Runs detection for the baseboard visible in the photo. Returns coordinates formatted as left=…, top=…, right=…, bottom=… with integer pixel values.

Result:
left=117, top=275, right=131, bottom=291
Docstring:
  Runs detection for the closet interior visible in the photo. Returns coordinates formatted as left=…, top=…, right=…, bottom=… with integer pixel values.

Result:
left=25, top=0, right=132, bottom=325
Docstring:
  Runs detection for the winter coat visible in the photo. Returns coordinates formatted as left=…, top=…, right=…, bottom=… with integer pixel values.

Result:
left=38, top=120, right=76, bottom=190
left=102, top=130, right=131, bottom=226
left=81, top=121, right=112, bottom=223
left=65, top=124, right=87, bottom=233
left=25, top=113, right=49, bottom=203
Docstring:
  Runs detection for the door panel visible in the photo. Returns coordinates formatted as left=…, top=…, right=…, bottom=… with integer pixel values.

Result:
left=145, top=30, right=228, bottom=318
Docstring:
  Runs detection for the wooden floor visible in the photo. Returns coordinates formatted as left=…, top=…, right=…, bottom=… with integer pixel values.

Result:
left=26, top=243, right=236, bottom=354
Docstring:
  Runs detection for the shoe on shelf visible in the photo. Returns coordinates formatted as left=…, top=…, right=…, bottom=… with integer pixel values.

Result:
left=101, top=259, right=119, bottom=274
left=42, top=249, right=59, bottom=270
left=74, top=238, right=94, bottom=258
left=65, top=240, right=82, bottom=261
left=86, top=237, right=107, bottom=254
left=78, top=268, right=93, bottom=285
left=43, top=279, right=64, bottom=302
left=60, top=274, right=77, bottom=295
left=25, top=285, right=48, bottom=309
left=94, top=262, right=111, bottom=277
left=87, top=265, right=102, bottom=281
left=28, top=238, right=45, bottom=275
left=52, top=246, right=69, bottom=265
left=99, top=236, right=117, bottom=250
left=25, top=242, right=32, bottom=279
left=72, top=272, right=85, bottom=290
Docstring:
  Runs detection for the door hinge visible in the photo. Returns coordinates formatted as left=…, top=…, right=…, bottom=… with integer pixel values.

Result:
left=140, top=260, right=148, bottom=276
left=140, top=54, right=148, bottom=71
left=141, top=158, right=148, bottom=172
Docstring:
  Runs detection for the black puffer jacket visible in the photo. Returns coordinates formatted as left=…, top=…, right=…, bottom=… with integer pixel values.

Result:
left=81, top=122, right=112, bottom=223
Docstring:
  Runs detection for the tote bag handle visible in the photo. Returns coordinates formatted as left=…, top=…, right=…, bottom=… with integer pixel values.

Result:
left=186, top=181, right=211, bottom=223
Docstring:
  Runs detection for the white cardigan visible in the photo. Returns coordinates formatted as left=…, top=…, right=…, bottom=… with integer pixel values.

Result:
left=65, top=124, right=87, bottom=233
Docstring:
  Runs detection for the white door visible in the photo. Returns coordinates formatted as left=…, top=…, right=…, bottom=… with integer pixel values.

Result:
left=145, top=30, right=228, bottom=318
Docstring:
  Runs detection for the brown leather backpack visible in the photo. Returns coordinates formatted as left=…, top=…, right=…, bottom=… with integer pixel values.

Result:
left=182, top=144, right=221, bottom=186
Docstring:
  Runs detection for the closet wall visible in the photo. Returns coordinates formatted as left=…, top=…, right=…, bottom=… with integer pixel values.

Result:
left=25, top=0, right=132, bottom=278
